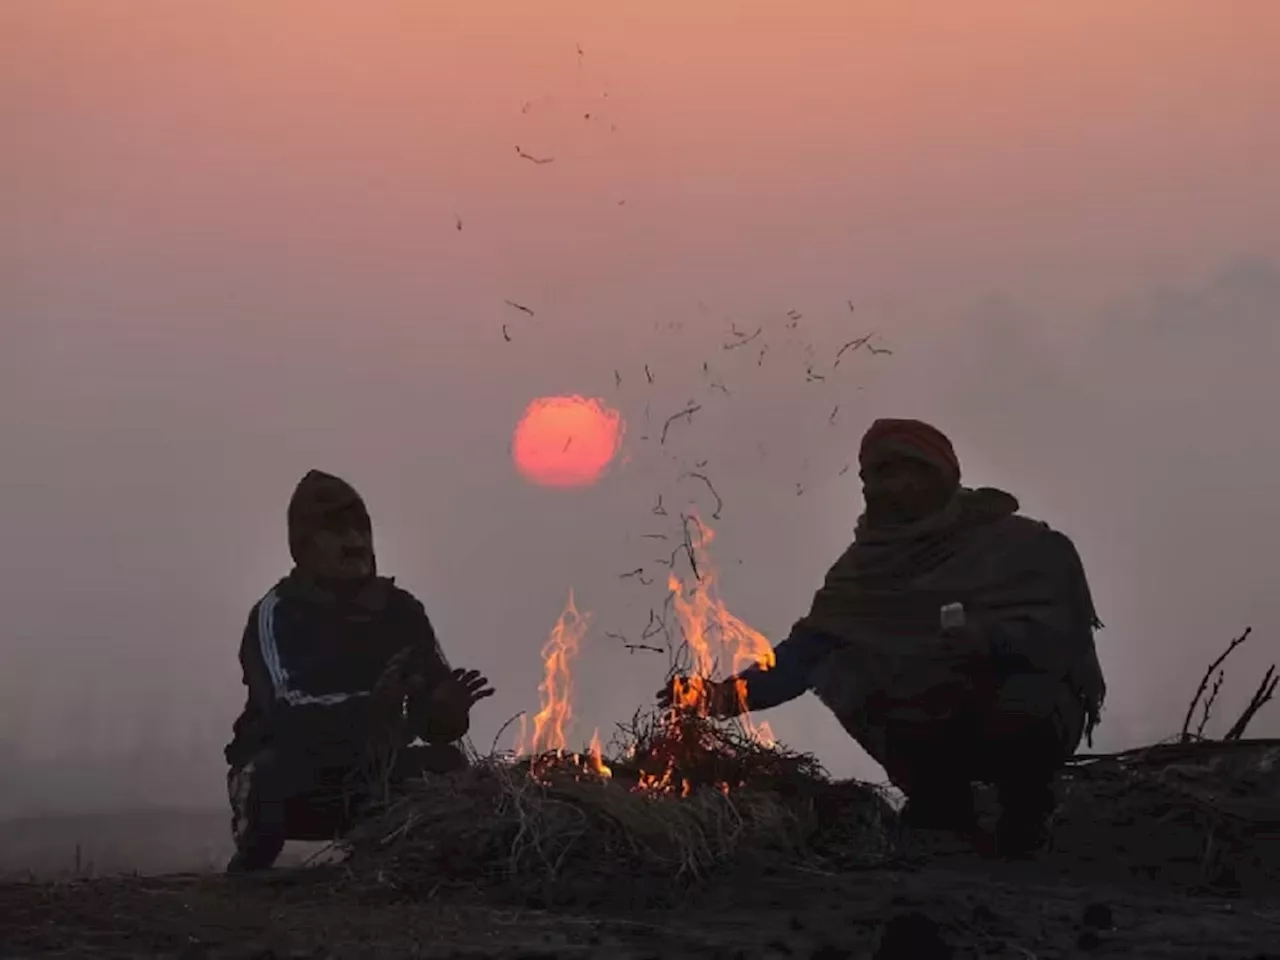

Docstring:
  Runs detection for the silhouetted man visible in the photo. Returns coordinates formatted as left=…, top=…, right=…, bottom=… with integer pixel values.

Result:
left=661, top=419, right=1106, bottom=856
left=224, top=470, right=494, bottom=872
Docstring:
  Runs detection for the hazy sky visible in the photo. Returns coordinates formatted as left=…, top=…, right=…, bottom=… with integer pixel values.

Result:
left=3, top=2, right=1279, bottom=816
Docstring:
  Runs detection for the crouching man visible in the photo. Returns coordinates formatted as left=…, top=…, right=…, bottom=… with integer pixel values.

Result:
left=224, top=469, right=494, bottom=873
left=661, top=419, right=1106, bottom=857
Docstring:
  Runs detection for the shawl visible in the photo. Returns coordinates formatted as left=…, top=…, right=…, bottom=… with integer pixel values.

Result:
left=798, top=487, right=1106, bottom=752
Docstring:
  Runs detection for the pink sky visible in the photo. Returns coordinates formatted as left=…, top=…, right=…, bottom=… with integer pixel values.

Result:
left=2, top=2, right=1279, bottom=814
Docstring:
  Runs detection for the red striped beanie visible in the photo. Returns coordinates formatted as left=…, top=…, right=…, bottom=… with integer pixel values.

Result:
left=858, top=418, right=961, bottom=484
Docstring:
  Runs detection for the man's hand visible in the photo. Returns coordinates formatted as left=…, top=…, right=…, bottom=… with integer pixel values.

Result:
left=433, top=668, right=496, bottom=711
left=423, top=668, right=494, bottom=733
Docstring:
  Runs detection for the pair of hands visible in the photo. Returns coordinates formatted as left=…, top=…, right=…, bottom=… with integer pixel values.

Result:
left=373, top=647, right=495, bottom=718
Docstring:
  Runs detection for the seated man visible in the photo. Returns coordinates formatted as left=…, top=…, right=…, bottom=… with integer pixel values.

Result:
left=662, top=419, right=1106, bottom=856
left=224, top=469, right=494, bottom=872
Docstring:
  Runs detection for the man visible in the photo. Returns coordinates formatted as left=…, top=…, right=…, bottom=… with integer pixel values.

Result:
left=661, top=419, right=1106, bottom=856
left=224, top=469, right=494, bottom=872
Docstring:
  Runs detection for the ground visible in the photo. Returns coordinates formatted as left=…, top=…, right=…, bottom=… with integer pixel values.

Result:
left=6, top=740, right=1279, bottom=958
left=4, top=839, right=1280, bottom=959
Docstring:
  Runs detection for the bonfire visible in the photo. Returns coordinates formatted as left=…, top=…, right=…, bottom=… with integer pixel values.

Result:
left=340, top=514, right=896, bottom=896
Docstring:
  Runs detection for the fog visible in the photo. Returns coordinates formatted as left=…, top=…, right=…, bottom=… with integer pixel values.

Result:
left=3, top=2, right=1279, bottom=821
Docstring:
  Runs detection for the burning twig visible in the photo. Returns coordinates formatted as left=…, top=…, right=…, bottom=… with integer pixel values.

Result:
left=723, top=326, right=763, bottom=350
left=1182, top=628, right=1252, bottom=742
left=1224, top=665, right=1278, bottom=741
left=515, top=146, right=554, bottom=164
left=680, top=472, right=724, bottom=520
left=660, top=403, right=702, bottom=445
left=504, top=299, right=536, bottom=316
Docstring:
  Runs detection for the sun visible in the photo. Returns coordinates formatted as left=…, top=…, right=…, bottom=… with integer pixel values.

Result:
left=512, top=396, right=625, bottom=488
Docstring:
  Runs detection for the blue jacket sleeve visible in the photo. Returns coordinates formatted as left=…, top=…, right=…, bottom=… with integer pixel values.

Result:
left=728, top=630, right=837, bottom=712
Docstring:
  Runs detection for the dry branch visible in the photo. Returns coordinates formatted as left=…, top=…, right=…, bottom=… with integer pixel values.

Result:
left=1182, top=628, right=1252, bottom=742
left=1225, top=665, right=1278, bottom=741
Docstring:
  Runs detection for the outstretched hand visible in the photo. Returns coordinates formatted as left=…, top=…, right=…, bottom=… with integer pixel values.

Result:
left=436, top=668, right=496, bottom=709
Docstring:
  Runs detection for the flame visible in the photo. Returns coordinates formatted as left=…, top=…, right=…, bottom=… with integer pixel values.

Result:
left=634, top=514, right=779, bottom=797
left=519, top=590, right=591, bottom=760
left=667, top=515, right=777, bottom=746
left=588, top=729, right=612, bottom=779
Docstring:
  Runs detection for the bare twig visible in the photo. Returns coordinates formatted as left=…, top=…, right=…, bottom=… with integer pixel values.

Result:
left=829, top=405, right=839, bottom=424
left=490, top=711, right=527, bottom=755
left=834, top=334, right=873, bottom=366
left=805, top=363, right=825, bottom=383
left=1182, top=628, right=1253, bottom=742
left=680, top=472, right=724, bottom=519
left=660, top=403, right=702, bottom=445
left=680, top=513, right=703, bottom=582
left=652, top=494, right=667, bottom=516
left=619, top=568, right=646, bottom=580
left=502, top=324, right=512, bottom=342
left=645, top=364, right=654, bottom=384
left=1196, top=669, right=1227, bottom=739
left=642, top=533, right=669, bottom=540
left=723, top=326, right=762, bottom=350
left=1224, top=665, right=1278, bottom=741
left=515, top=147, right=554, bottom=164
left=504, top=299, right=535, bottom=315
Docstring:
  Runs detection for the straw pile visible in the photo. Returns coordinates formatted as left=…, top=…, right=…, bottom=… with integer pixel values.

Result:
left=340, top=711, right=896, bottom=900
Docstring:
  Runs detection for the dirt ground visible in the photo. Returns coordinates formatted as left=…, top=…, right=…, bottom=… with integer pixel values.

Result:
left=6, top=741, right=1280, bottom=959
left=4, top=836, right=1280, bottom=960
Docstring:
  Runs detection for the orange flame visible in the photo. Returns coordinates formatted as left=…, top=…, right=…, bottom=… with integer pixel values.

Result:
left=518, top=590, right=591, bottom=759
left=587, top=729, right=612, bottom=779
left=668, top=515, right=777, bottom=746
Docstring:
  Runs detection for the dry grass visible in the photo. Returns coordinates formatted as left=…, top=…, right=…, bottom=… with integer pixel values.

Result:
left=339, top=711, right=895, bottom=899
